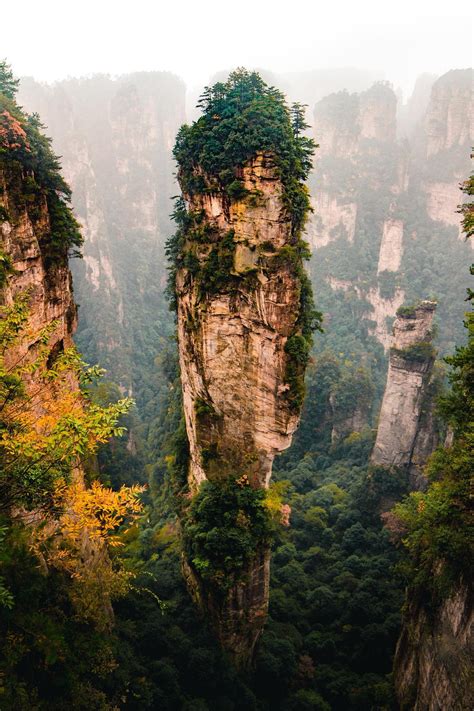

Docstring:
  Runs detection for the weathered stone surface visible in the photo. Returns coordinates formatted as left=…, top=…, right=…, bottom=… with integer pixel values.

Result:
left=394, top=581, right=474, bottom=710
left=424, top=69, right=473, bottom=157
left=377, top=219, right=404, bottom=273
left=176, top=152, right=305, bottom=666
left=425, top=181, right=464, bottom=238
left=178, top=153, right=302, bottom=492
left=306, top=193, right=357, bottom=248
left=371, top=301, right=438, bottom=478
left=0, top=169, right=76, bottom=373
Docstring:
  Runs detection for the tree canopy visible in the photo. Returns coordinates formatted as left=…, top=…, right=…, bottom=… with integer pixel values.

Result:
left=173, top=68, right=316, bottom=238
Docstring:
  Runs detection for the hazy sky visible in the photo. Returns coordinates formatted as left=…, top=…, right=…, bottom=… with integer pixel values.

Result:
left=5, top=0, right=473, bottom=98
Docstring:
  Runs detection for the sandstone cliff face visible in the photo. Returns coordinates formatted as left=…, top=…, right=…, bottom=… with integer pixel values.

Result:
left=424, top=69, right=473, bottom=157
left=366, top=287, right=406, bottom=352
left=325, top=276, right=405, bottom=352
left=394, top=581, right=474, bottom=710
left=309, top=82, right=406, bottom=349
left=176, top=153, right=306, bottom=665
left=425, top=181, right=465, bottom=239
left=0, top=166, right=76, bottom=374
left=423, top=70, right=473, bottom=245
left=306, top=193, right=357, bottom=248
left=313, top=82, right=395, bottom=159
left=308, top=72, right=472, bottom=356
left=377, top=219, right=404, bottom=273
left=359, top=83, right=397, bottom=142
left=0, top=154, right=117, bottom=627
left=371, top=302, right=438, bottom=484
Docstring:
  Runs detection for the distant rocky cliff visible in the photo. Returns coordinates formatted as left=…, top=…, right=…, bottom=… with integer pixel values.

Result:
left=394, top=580, right=473, bottom=710
left=0, top=130, right=77, bottom=394
left=371, top=301, right=439, bottom=488
left=424, top=69, right=473, bottom=158
left=306, top=69, right=472, bottom=364
left=18, top=73, right=186, bottom=394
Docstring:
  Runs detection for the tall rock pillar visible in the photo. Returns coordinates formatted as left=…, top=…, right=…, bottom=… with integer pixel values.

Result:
left=371, top=301, right=439, bottom=487
left=169, top=71, right=317, bottom=668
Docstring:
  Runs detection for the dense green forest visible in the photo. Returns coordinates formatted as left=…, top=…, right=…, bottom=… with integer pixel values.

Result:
left=1, top=59, right=473, bottom=710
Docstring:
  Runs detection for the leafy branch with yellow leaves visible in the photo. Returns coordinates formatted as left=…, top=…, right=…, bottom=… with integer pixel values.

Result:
left=0, top=293, right=145, bottom=622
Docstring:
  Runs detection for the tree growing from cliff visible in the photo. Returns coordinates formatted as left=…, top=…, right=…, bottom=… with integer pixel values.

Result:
left=0, top=62, right=83, bottom=258
left=457, top=171, right=474, bottom=240
left=174, top=67, right=317, bottom=238
left=167, top=69, right=322, bottom=667
left=168, top=69, right=322, bottom=410
left=0, top=294, right=133, bottom=514
left=0, top=294, right=146, bottom=613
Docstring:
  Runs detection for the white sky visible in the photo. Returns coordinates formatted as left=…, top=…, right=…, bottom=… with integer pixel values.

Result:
left=4, top=0, right=473, bottom=98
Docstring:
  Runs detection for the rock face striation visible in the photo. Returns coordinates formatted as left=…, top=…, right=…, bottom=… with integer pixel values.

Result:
left=177, top=153, right=303, bottom=490
left=175, top=151, right=310, bottom=666
left=169, top=71, right=317, bottom=668
left=371, top=301, right=439, bottom=487
left=394, top=580, right=474, bottom=710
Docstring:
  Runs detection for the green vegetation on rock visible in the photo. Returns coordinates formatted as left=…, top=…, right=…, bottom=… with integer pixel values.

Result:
left=182, top=475, right=274, bottom=592
left=173, top=68, right=315, bottom=238
left=390, top=341, right=436, bottom=364
left=0, top=63, right=83, bottom=261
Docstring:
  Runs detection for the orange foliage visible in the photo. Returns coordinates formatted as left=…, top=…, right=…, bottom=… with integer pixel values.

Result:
left=0, top=110, right=30, bottom=151
left=30, top=479, right=145, bottom=628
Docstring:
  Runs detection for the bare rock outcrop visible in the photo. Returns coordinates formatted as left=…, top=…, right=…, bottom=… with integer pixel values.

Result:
left=394, top=580, right=474, bottom=710
left=424, top=69, right=473, bottom=157
left=0, top=166, right=76, bottom=377
left=178, top=155, right=302, bottom=491
left=425, top=181, right=465, bottom=238
left=175, top=150, right=313, bottom=667
left=306, top=193, right=357, bottom=248
left=371, top=301, right=439, bottom=485
left=377, top=219, right=404, bottom=273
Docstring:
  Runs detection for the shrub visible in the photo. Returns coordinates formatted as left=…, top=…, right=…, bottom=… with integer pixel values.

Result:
left=182, top=475, right=274, bottom=591
left=226, top=180, right=249, bottom=201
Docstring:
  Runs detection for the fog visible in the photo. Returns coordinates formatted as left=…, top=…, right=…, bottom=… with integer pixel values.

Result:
left=5, top=0, right=473, bottom=100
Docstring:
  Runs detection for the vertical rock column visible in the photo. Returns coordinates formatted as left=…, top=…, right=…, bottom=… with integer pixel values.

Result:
left=0, top=168, right=77, bottom=384
left=371, top=301, right=438, bottom=487
left=1, top=96, right=116, bottom=628
left=174, top=153, right=309, bottom=667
